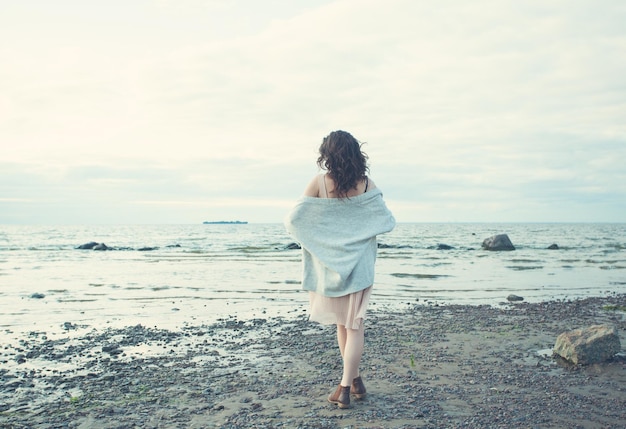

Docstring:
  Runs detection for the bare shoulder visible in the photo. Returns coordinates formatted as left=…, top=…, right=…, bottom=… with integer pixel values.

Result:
left=367, top=177, right=378, bottom=191
left=303, top=175, right=321, bottom=197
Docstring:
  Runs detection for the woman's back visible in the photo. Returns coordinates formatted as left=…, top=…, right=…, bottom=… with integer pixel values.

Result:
left=306, top=173, right=376, bottom=199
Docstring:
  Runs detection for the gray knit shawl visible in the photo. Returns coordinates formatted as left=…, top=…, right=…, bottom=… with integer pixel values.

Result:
left=284, top=188, right=395, bottom=297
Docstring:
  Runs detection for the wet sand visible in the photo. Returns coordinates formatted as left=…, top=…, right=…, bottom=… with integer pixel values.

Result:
left=1, top=294, right=625, bottom=428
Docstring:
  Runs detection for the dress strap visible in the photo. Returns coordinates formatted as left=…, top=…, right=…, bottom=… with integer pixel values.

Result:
left=364, top=176, right=369, bottom=193
left=319, top=174, right=329, bottom=198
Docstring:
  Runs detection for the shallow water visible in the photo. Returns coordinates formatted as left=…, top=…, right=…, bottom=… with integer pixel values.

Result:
left=1, top=223, right=624, bottom=339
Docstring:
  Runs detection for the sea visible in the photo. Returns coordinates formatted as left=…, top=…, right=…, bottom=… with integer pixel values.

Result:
left=1, top=223, right=625, bottom=341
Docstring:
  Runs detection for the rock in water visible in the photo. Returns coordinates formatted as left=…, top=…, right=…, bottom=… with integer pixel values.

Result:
left=553, top=325, right=621, bottom=365
left=436, top=243, right=454, bottom=250
left=507, top=294, right=524, bottom=302
left=482, top=234, right=515, bottom=251
left=76, top=241, right=99, bottom=249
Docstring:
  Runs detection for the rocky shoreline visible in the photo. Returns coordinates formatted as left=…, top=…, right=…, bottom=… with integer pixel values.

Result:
left=1, top=294, right=625, bottom=429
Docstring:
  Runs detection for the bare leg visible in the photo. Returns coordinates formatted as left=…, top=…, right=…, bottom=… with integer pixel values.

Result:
left=336, top=324, right=347, bottom=359
left=339, top=324, right=364, bottom=386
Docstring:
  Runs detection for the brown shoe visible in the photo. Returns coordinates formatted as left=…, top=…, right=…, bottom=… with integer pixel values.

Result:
left=328, top=384, right=350, bottom=409
left=351, top=376, right=367, bottom=399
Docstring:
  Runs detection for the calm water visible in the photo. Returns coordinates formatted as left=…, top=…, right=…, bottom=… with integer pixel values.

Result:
left=1, top=223, right=625, bottom=339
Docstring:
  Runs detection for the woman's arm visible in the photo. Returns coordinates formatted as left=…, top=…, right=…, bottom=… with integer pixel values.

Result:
left=303, top=175, right=320, bottom=197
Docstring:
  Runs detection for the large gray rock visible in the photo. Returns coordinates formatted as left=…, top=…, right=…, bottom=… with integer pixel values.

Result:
left=482, top=234, right=515, bottom=251
left=553, top=325, right=621, bottom=365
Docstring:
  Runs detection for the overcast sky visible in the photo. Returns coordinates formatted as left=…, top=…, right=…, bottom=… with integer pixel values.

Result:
left=1, top=0, right=624, bottom=224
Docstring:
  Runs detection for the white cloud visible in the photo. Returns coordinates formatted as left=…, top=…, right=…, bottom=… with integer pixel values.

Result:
left=0, top=0, right=624, bottom=223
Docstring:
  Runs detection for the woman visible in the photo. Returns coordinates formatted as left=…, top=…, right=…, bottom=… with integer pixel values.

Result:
left=285, top=130, right=395, bottom=409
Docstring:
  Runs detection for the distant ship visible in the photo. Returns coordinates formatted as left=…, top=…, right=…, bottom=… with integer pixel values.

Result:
left=202, top=220, right=248, bottom=224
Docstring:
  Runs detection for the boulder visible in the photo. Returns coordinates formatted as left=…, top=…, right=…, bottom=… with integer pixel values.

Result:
left=553, top=325, right=621, bottom=365
left=482, top=234, right=515, bottom=251
left=285, top=242, right=301, bottom=250
left=506, top=294, right=524, bottom=302
left=547, top=243, right=559, bottom=250
left=93, top=243, right=110, bottom=251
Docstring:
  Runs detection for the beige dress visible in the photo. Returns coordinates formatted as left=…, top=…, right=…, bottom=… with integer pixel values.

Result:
left=308, top=174, right=373, bottom=330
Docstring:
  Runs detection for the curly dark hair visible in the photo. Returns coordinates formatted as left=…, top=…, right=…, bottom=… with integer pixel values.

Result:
left=317, top=130, right=369, bottom=198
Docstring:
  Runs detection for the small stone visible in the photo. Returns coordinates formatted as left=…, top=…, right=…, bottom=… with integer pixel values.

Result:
left=102, top=344, right=123, bottom=356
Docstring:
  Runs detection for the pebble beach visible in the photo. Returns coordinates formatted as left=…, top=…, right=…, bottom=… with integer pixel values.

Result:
left=1, top=293, right=625, bottom=429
